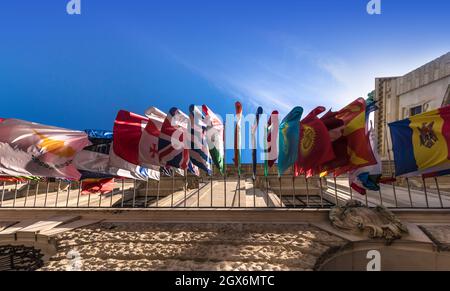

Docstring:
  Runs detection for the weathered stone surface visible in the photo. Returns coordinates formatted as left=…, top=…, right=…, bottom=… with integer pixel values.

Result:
left=39, top=222, right=347, bottom=271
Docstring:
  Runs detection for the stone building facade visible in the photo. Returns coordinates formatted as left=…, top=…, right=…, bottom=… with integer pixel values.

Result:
left=374, top=52, right=450, bottom=161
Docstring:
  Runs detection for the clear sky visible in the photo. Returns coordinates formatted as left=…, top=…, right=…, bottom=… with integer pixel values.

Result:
left=0, top=0, right=449, bottom=162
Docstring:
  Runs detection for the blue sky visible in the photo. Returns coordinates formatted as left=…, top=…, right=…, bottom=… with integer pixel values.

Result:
left=0, top=0, right=449, bottom=163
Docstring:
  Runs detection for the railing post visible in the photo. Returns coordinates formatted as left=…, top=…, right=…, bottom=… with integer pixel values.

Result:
left=44, top=180, right=50, bottom=207
left=422, top=177, right=430, bottom=208
left=292, top=176, right=296, bottom=208
left=24, top=181, right=30, bottom=207
left=76, top=180, right=82, bottom=208
left=333, top=176, right=339, bottom=206
left=156, top=179, right=160, bottom=208
left=278, top=176, right=282, bottom=208
left=171, top=171, right=175, bottom=208
left=145, top=178, right=149, bottom=208
left=0, top=181, right=5, bottom=207
left=33, top=181, right=39, bottom=208
left=12, top=181, right=18, bottom=208
left=132, top=179, right=136, bottom=208
left=318, top=177, right=324, bottom=208
left=66, top=181, right=71, bottom=208
left=55, top=179, right=61, bottom=207
left=406, top=177, right=413, bottom=208
left=121, top=179, right=125, bottom=208
left=434, top=177, right=444, bottom=208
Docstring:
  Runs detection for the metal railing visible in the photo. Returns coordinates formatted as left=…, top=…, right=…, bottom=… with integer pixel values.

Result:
left=1, top=166, right=449, bottom=209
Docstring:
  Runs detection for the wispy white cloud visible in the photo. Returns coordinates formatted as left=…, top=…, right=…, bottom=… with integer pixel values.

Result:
left=166, top=35, right=449, bottom=117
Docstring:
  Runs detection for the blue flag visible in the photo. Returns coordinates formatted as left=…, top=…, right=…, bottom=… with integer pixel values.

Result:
left=277, top=106, right=303, bottom=176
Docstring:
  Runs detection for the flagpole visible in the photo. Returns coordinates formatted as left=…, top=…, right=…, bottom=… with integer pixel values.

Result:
left=98, top=182, right=103, bottom=207
left=304, top=176, right=309, bottom=207
left=292, top=175, right=296, bottom=208
left=210, top=166, right=213, bottom=208
left=318, top=177, right=324, bottom=208
left=278, top=176, right=282, bottom=208
left=224, top=121, right=227, bottom=208
left=184, top=170, right=187, bottom=208
left=333, top=176, right=339, bottom=206
left=171, top=170, right=175, bottom=208
left=383, top=122, right=398, bottom=207
left=156, top=179, right=160, bottom=208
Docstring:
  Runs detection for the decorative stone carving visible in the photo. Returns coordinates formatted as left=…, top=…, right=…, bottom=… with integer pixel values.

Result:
left=329, top=200, right=408, bottom=244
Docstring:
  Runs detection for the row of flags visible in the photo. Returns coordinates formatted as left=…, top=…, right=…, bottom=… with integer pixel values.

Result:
left=1, top=98, right=450, bottom=196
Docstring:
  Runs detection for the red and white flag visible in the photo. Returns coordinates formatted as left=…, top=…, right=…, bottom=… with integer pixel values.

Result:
left=139, top=107, right=166, bottom=168
left=110, top=110, right=160, bottom=181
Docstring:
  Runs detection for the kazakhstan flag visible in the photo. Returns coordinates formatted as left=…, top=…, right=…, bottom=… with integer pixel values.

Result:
left=389, top=106, right=450, bottom=176
left=278, top=106, right=303, bottom=175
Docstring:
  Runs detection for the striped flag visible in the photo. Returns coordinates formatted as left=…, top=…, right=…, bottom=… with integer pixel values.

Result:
left=202, top=105, right=225, bottom=174
left=158, top=107, right=190, bottom=170
left=189, top=105, right=212, bottom=175
left=252, top=107, right=263, bottom=179
left=234, top=102, right=243, bottom=175
left=264, top=111, right=279, bottom=176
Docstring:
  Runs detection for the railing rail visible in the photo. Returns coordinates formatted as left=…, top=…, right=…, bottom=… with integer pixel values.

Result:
left=1, top=169, right=449, bottom=209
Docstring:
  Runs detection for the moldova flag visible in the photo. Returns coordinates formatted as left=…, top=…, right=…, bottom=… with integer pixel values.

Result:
left=389, top=105, right=450, bottom=176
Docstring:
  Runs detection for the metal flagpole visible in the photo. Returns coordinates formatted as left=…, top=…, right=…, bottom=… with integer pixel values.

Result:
left=87, top=181, right=92, bottom=207
left=365, top=192, right=369, bottom=206
left=12, top=181, right=18, bottom=208
left=422, top=177, right=430, bottom=208
left=238, top=173, right=241, bottom=208
left=184, top=171, right=187, bottom=208
left=253, top=175, right=256, bottom=208
left=55, top=179, right=61, bottom=207
left=349, top=179, right=353, bottom=200
left=197, top=176, right=200, bottom=207
left=223, top=121, right=227, bottom=208
left=406, top=177, right=413, bottom=208
left=434, top=177, right=444, bottom=208
left=266, top=176, right=269, bottom=206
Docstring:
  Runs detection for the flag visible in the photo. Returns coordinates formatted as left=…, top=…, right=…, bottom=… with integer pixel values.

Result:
left=189, top=105, right=212, bottom=175
left=234, top=102, right=243, bottom=175
left=389, top=105, right=450, bottom=176
left=349, top=125, right=382, bottom=195
left=110, top=110, right=160, bottom=181
left=296, top=106, right=335, bottom=177
left=202, top=105, right=225, bottom=174
left=278, top=106, right=303, bottom=176
left=0, top=118, right=90, bottom=180
left=74, top=129, right=113, bottom=178
left=320, top=98, right=376, bottom=176
left=264, top=111, right=279, bottom=176
left=158, top=107, right=190, bottom=170
left=139, top=106, right=166, bottom=168
left=81, top=178, right=115, bottom=195
left=252, top=107, right=263, bottom=179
